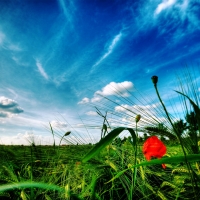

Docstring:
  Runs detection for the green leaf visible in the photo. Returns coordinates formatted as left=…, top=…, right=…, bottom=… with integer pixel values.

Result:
left=0, top=182, right=64, bottom=193
left=105, top=169, right=128, bottom=183
left=133, top=154, right=200, bottom=167
left=82, top=127, right=136, bottom=163
left=109, top=154, right=200, bottom=182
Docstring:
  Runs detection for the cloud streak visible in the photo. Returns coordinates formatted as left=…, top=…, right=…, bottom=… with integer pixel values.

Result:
left=154, top=0, right=177, bottom=15
left=0, top=29, right=22, bottom=51
left=86, top=111, right=97, bottom=116
left=57, top=0, right=75, bottom=29
left=36, top=60, right=49, bottom=80
left=91, top=32, right=122, bottom=73
left=50, top=120, right=68, bottom=128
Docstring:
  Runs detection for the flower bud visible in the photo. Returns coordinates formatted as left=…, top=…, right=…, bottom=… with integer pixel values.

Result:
left=135, top=114, right=141, bottom=123
left=151, top=76, right=158, bottom=85
left=64, top=131, right=71, bottom=136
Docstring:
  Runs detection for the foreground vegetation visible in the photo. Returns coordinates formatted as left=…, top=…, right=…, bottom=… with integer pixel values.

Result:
left=1, top=68, right=200, bottom=199
left=0, top=141, right=197, bottom=200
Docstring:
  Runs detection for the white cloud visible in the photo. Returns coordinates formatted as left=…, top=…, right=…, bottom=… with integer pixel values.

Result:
left=155, top=0, right=177, bottom=15
left=91, top=32, right=122, bottom=72
left=78, top=97, right=90, bottom=104
left=0, top=96, right=18, bottom=108
left=36, top=59, right=49, bottom=80
left=94, top=81, right=133, bottom=98
left=86, top=111, right=98, bottom=116
left=50, top=120, right=68, bottom=128
left=81, top=81, right=134, bottom=104
left=0, top=96, right=23, bottom=118
left=91, top=96, right=102, bottom=103
left=0, top=132, right=60, bottom=145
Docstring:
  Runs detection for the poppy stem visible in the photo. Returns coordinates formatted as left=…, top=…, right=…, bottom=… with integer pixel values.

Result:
left=152, top=78, right=199, bottom=198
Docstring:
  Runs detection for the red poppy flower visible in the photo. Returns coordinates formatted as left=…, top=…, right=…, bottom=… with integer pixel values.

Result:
left=143, top=136, right=167, bottom=169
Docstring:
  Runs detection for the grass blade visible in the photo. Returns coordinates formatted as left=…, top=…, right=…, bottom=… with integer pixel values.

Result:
left=175, top=90, right=200, bottom=133
left=0, top=182, right=64, bottom=193
left=82, top=127, right=136, bottom=163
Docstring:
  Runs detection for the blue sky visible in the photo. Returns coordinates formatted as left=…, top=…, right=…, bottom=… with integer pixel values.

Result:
left=0, top=0, right=200, bottom=145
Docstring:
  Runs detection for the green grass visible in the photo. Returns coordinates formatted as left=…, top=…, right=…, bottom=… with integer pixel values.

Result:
left=0, top=141, right=199, bottom=199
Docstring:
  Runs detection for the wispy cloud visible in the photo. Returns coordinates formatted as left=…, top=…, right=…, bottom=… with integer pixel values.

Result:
left=90, top=32, right=122, bottom=73
left=86, top=111, right=98, bottom=116
left=154, top=0, right=177, bottom=16
left=129, top=0, right=199, bottom=46
left=149, top=43, right=200, bottom=72
left=154, top=0, right=200, bottom=33
left=12, top=56, right=29, bottom=67
left=36, top=59, right=49, bottom=80
left=154, top=0, right=190, bottom=18
left=0, top=30, right=22, bottom=51
left=50, top=120, right=68, bottom=128
left=57, top=0, right=76, bottom=29
left=6, top=43, right=22, bottom=51
left=78, top=97, right=90, bottom=104
left=0, top=31, right=5, bottom=45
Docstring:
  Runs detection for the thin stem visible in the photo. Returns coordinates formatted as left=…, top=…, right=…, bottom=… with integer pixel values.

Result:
left=59, top=135, right=65, bottom=147
left=154, top=83, right=198, bottom=199
left=130, top=121, right=138, bottom=200
left=49, top=122, right=56, bottom=152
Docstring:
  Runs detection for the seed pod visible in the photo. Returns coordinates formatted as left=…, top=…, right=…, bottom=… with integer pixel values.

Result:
left=151, top=76, right=158, bottom=85
left=135, top=114, right=141, bottom=123
left=64, top=131, right=71, bottom=136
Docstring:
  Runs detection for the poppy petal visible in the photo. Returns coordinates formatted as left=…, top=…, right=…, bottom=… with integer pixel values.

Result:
left=161, top=164, right=166, bottom=169
left=143, top=136, right=167, bottom=169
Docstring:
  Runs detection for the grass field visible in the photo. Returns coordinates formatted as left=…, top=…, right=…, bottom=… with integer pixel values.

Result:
left=0, top=140, right=199, bottom=200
